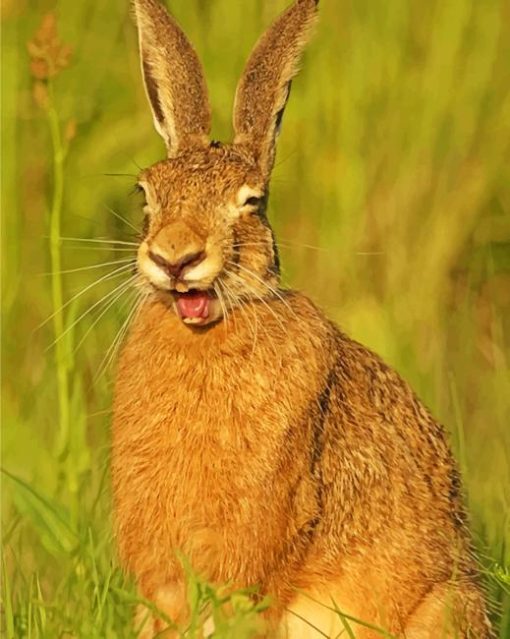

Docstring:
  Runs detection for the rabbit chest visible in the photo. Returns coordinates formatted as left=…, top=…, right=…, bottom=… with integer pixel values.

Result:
left=112, top=299, right=331, bottom=584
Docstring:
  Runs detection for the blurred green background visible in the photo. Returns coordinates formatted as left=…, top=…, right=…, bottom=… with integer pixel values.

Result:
left=2, top=0, right=509, bottom=636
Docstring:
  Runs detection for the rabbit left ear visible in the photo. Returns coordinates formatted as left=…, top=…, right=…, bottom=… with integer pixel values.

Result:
left=133, top=0, right=211, bottom=157
left=232, top=0, right=318, bottom=178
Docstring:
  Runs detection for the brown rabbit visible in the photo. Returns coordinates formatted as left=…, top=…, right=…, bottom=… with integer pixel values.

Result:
left=112, top=0, right=492, bottom=637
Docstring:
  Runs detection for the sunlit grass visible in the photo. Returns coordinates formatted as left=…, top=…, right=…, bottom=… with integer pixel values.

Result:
left=2, top=0, right=509, bottom=636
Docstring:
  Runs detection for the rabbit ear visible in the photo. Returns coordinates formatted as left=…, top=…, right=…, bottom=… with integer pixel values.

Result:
left=133, top=0, right=211, bottom=157
left=232, top=0, right=318, bottom=177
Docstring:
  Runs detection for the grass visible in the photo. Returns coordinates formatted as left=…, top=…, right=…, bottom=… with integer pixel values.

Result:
left=1, top=0, right=509, bottom=636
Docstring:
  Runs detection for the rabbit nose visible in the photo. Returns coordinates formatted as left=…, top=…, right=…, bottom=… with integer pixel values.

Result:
left=148, top=249, right=206, bottom=280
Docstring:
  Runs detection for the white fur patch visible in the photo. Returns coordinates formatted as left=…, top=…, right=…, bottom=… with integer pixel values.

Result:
left=236, top=184, right=264, bottom=208
left=183, top=256, right=221, bottom=284
left=137, top=242, right=170, bottom=289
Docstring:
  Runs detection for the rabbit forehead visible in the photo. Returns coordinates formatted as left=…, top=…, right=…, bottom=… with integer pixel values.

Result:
left=140, top=145, right=264, bottom=204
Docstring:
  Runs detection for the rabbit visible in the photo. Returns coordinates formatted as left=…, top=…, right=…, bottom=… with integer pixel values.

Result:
left=111, top=0, right=492, bottom=637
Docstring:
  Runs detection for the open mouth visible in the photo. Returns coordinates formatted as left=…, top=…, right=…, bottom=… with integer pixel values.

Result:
left=173, top=289, right=214, bottom=325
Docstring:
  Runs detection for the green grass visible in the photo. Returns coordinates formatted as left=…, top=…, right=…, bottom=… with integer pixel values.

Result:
left=1, top=0, right=509, bottom=636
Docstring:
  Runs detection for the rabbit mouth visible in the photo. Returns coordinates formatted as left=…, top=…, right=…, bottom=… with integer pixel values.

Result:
left=173, top=289, right=218, bottom=326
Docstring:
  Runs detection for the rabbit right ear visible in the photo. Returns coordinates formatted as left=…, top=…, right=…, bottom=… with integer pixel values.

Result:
left=133, top=0, right=211, bottom=157
left=233, top=0, right=318, bottom=178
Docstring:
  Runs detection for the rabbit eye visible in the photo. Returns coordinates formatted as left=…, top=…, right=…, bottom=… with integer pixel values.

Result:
left=134, top=183, right=148, bottom=209
left=243, top=196, right=262, bottom=208
left=236, top=186, right=265, bottom=212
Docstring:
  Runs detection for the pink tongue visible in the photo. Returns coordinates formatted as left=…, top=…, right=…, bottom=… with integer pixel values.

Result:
left=177, top=291, right=210, bottom=319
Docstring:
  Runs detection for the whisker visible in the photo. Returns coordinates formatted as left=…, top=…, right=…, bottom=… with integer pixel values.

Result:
left=233, top=241, right=384, bottom=255
left=221, top=278, right=243, bottom=333
left=217, top=278, right=237, bottom=324
left=37, top=262, right=137, bottom=330
left=230, top=276, right=278, bottom=358
left=95, top=290, right=148, bottom=381
left=94, top=293, right=138, bottom=382
left=228, top=261, right=297, bottom=320
left=213, top=282, right=229, bottom=332
left=65, top=246, right=137, bottom=252
left=105, top=205, right=140, bottom=234
left=41, top=258, right=135, bottom=276
left=220, top=276, right=251, bottom=336
left=278, top=240, right=327, bottom=251
left=232, top=240, right=327, bottom=252
left=73, top=276, right=139, bottom=353
left=103, top=172, right=138, bottom=178
left=52, top=236, right=139, bottom=247
left=45, top=273, right=139, bottom=352
left=222, top=277, right=259, bottom=351
left=222, top=271, right=283, bottom=359
left=236, top=262, right=297, bottom=318
left=226, top=269, right=288, bottom=334
left=109, top=292, right=143, bottom=363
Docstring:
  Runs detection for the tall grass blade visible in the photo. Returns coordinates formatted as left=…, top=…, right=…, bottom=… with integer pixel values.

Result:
left=2, top=469, right=78, bottom=555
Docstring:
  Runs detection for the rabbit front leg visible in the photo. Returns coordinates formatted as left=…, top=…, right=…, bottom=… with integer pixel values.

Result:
left=403, top=581, right=492, bottom=639
left=135, top=581, right=189, bottom=639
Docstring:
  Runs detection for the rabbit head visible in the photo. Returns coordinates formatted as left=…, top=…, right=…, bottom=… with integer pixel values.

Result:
left=133, top=0, right=318, bottom=326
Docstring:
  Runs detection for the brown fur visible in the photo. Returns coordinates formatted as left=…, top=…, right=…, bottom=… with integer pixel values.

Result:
left=112, top=1, right=492, bottom=637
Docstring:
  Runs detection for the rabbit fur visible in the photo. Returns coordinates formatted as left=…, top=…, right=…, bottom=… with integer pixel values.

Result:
left=112, top=1, right=492, bottom=637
